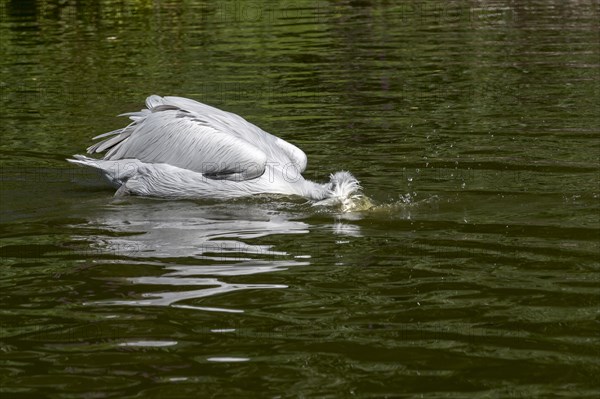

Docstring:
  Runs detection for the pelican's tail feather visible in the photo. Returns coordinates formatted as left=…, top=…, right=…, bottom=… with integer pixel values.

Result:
left=67, top=155, right=142, bottom=188
left=67, top=154, right=103, bottom=169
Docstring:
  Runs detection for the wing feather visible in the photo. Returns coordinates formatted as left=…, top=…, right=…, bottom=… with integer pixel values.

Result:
left=162, top=96, right=308, bottom=171
left=91, top=110, right=267, bottom=180
left=87, top=95, right=306, bottom=180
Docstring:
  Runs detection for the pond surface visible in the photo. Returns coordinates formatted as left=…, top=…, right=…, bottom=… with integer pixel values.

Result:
left=1, top=0, right=599, bottom=397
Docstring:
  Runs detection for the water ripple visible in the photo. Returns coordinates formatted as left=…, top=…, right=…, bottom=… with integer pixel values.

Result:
left=73, top=200, right=317, bottom=310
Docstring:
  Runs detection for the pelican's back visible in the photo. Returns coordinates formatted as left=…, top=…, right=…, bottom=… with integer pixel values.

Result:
left=86, top=95, right=307, bottom=180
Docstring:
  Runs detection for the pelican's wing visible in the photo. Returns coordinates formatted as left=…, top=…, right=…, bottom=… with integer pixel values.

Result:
left=87, top=105, right=267, bottom=180
left=160, top=96, right=308, bottom=172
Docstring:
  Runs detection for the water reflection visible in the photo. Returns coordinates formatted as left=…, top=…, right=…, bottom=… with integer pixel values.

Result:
left=75, top=199, right=359, bottom=311
left=83, top=200, right=310, bottom=260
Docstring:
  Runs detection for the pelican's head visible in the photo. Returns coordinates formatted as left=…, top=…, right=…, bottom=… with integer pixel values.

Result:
left=311, top=171, right=365, bottom=211
left=327, top=171, right=361, bottom=199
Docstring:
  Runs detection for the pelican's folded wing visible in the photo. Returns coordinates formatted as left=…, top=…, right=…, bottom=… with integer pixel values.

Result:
left=88, top=109, right=267, bottom=180
left=160, top=96, right=308, bottom=173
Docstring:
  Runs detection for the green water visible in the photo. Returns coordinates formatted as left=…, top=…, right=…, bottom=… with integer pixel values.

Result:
left=1, top=1, right=599, bottom=397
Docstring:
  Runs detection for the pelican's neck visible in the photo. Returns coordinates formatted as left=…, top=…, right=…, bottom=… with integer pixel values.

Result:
left=295, top=178, right=331, bottom=200
left=289, top=171, right=360, bottom=201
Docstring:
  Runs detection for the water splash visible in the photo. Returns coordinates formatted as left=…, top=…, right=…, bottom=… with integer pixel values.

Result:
left=313, top=192, right=376, bottom=213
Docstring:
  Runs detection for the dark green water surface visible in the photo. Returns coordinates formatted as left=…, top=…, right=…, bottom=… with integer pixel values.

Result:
left=1, top=1, right=599, bottom=397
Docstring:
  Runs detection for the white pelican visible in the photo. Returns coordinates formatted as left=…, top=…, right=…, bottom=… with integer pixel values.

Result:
left=68, top=95, right=361, bottom=206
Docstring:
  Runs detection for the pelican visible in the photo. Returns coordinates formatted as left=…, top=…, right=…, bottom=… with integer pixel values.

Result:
left=68, top=95, right=361, bottom=207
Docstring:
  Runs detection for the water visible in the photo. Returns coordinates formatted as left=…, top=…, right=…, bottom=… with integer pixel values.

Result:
left=1, top=0, right=599, bottom=397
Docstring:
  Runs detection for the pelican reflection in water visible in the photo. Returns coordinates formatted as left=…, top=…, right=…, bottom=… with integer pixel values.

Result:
left=69, top=95, right=363, bottom=210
